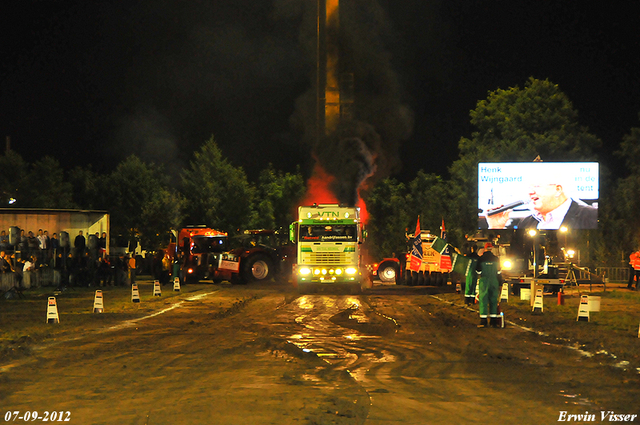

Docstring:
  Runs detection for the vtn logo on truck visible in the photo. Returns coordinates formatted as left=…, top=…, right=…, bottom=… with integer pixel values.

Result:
left=318, top=211, right=339, bottom=217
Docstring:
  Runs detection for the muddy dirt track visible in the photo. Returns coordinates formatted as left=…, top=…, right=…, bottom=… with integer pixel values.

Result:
left=1, top=280, right=639, bottom=425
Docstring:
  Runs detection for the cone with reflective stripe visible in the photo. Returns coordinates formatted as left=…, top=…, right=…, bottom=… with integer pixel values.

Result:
left=500, top=282, right=509, bottom=303
left=532, top=287, right=544, bottom=313
left=577, top=295, right=590, bottom=322
left=173, top=277, right=181, bottom=292
left=131, top=283, right=141, bottom=303
left=93, top=290, right=104, bottom=313
left=46, top=297, right=60, bottom=323
left=153, top=280, right=162, bottom=297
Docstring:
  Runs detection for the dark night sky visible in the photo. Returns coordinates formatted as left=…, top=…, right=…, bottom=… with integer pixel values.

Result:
left=2, top=1, right=639, bottom=184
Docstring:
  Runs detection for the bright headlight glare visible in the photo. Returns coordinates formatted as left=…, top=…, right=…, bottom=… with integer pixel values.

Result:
left=335, top=268, right=343, bottom=275
left=345, top=267, right=358, bottom=275
left=299, top=267, right=311, bottom=276
left=502, top=260, right=512, bottom=269
left=321, top=268, right=327, bottom=275
left=313, top=268, right=321, bottom=275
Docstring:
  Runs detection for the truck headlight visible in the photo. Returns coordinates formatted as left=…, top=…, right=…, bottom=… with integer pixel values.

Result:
left=345, top=267, right=358, bottom=275
left=335, top=268, right=343, bottom=275
left=299, top=267, right=311, bottom=276
left=502, top=260, right=512, bottom=270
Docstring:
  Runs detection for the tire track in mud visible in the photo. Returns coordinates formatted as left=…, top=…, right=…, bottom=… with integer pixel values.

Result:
left=275, top=293, right=566, bottom=424
left=274, top=295, right=469, bottom=424
left=1, top=289, right=368, bottom=425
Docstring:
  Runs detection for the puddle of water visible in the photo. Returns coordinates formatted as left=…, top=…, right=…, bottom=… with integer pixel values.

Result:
left=301, top=374, right=322, bottom=382
left=348, top=310, right=370, bottom=324
left=296, top=296, right=315, bottom=310
left=360, top=350, right=397, bottom=363
left=558, top=390, right=595, bottom=407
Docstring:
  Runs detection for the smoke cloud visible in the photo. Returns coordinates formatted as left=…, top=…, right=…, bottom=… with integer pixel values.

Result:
left=284, top=0, right=414, bottom=206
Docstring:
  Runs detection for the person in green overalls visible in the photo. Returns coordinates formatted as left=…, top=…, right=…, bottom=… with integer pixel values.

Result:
left=172, top=251, right=182, bottom=285
left=476, top=242, right=502, bottom=328
left=464, top=245, right=480, bottom=305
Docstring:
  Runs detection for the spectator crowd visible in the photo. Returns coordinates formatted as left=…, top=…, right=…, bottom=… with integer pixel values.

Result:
left=0, top=228, right=132, bottom=290
left=1, top=227, right=183, bottom=295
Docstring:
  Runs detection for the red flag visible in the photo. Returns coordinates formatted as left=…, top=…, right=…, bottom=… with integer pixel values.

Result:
left=408, top=217, right=423, bottom=272
left=440, top=218, right=452, bottom=271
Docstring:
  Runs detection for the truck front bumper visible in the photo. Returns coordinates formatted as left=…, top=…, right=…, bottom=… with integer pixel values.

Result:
left=296, top=265, right=361, bottom=284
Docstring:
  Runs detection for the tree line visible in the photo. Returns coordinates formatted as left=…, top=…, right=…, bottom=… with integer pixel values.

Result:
left=2, top=78, right=639, bottom=269
left=0, top=138, right=306, bottom=250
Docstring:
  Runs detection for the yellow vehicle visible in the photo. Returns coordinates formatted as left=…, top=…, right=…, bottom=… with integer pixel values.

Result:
left=290, top=204, right=366, bottom=293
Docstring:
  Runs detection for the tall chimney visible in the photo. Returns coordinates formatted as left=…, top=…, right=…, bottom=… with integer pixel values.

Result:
left=317, top=0, right=353, bottom=142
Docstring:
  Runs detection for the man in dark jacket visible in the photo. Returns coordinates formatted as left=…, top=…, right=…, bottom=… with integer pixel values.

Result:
left=485, top=180, right=597, bottom=230
left=517, top=199, right=597, bottom=230
left=476, top=243, right=502, bottom=328
left=74, top=230, right=86, bottom=256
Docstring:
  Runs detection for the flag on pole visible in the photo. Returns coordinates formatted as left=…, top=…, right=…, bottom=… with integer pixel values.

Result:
left=440, top=218, right=452, bottom=271
left=408, top=217, right=423, bottom=272
left=431, top=236, right=447, bottom=254
left=451, top=252, right=471, bottom=275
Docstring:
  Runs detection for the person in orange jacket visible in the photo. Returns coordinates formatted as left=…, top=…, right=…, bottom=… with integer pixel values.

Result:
left=628, top=249, right=640, bottom=290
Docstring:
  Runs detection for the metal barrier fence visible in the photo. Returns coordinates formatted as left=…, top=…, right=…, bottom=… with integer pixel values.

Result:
left=0, top=272, right=19, bottom=292
left=596, top=267, right=629, bottom=283
left=1, top=267, right=56, bottom=292
left=559, top=266, right=629, bottom=284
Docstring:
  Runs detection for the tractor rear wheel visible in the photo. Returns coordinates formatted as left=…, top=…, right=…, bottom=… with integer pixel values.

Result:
left=378, top=262, right=398, bottom=283
left=242, top=254, right=274, bottom=282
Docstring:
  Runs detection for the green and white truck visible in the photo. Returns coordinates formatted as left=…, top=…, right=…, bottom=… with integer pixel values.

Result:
left=290, top=204, right=367, bottom=294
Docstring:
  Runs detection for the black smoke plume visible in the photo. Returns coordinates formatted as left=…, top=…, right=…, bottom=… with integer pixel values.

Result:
left=281, top=0, right=414, bottom=205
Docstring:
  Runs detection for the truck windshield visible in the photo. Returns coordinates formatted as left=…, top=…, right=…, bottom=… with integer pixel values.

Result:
left=299, top=225, right=356, bottom=242
left=191, top=236, right=227, bottom=253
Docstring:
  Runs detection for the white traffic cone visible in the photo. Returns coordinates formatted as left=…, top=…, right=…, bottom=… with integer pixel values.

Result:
left=131, top=283, right=141, bottom=303
left=500, top=282, right=509, bottom=303
left=93, top=290, right=104, bottom=313
left=46, top=297, right=60, bottom=323
left=173, top=277, right=181, bottom=292
left=532, top=288, right=544, bottom=313
left=577, top=295, right=590, bottom=322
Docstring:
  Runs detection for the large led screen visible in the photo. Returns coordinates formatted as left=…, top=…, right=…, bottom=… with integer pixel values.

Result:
left=478, top=162, right=599, bottom=230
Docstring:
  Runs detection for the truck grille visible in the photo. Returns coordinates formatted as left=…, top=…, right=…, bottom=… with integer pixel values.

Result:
left=307, top=252, right=347, bottom=264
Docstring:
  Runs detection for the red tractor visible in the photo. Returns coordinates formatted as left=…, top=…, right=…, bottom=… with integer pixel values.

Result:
left=174, top=225, right=229, bottom=283
left=175, top=226, right=293, bottom=284
left=218, top=229, right=295, bottom=283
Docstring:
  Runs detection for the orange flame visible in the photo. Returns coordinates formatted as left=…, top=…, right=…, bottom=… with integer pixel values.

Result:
left=302, top=162, right=369, bottom=224
left=301, top=163, right=339, bottom=205
left=356, top=187, right=369, bottom=224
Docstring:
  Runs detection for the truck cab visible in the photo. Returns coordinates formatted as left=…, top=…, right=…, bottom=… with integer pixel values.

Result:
left=291, top=204, right=366, bottom=293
